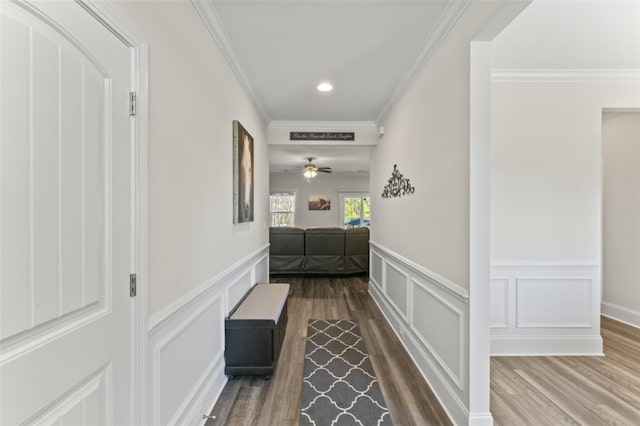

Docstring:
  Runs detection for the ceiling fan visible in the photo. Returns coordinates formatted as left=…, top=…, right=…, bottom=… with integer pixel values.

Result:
left=303, top=157, right=332, bottom=178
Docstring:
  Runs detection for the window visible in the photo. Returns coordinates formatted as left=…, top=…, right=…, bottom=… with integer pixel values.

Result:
left=340, top=193, right=370, bottom=228
left=270, top=192, right=296, bottom=227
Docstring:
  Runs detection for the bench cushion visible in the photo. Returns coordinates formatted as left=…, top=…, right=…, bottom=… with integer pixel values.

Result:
left=230, top=283, right=289, bottom=323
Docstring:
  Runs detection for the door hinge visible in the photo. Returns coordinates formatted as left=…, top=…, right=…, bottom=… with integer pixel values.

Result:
left=130, top=274, right=137, bottom=297
left=129, top=91, right=137, bottom=116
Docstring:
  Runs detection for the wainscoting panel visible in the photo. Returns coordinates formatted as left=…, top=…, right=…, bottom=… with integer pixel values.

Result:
left=227, top=271, right=253, bottom=312
left=371, top=251, right=383, bottom=291
left=385, top=262, right=409, bottom=319
left=157, top=295, right=223, bottom=425
left=516, top=278, right=592, bottom=328
left=490, top=262, right=602, bottom=355
left=255, top=254, right=269, bottom=284
left=490, top=278, right=508, bottom=328
left=147, top=244, right=269, bottom=426
left=411, top=278, right=464, bottom=388
left=369, top=241, right=470, bottom=426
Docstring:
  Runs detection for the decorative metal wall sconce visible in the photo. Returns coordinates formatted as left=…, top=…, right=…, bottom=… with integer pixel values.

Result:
left=381, top=164, right=415, bottom=198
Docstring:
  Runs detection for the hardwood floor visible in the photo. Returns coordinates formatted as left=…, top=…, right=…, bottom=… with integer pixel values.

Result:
left=206, top=276, right=452, bottom=426
left=207, top=277, right=640, bottom=425
left=491, top=316, right=640, bottom=425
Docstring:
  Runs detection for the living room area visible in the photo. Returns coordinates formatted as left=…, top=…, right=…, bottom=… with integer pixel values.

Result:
left=268, top=141, right=373, bottom=276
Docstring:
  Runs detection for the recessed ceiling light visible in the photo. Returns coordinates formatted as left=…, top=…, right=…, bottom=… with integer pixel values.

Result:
left=317, top=82, right=333, bottom=92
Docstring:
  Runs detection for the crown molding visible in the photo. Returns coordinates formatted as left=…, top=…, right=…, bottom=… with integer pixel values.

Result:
left=376, top=0, right=471, bottom=124
left=191, top=0, right=270, bottom=125
left=80, top=0, right=145, bottom=46
left=492, top=68, right=640, bottom=83
left=269, top=121, right=377, bottom=130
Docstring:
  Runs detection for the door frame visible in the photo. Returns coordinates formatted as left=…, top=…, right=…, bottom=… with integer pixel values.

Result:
left=74, top=2, right=149, bottom=424
left=468, top=3, right=530, bottom=423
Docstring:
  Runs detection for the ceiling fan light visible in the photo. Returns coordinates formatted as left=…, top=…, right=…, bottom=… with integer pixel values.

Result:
left=303, top=169, right=317, bottom=178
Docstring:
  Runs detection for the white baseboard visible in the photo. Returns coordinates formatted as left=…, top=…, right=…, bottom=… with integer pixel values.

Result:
left=491, top=335, right=604, bottom=356
left=602, top=302, right=640, bottom=329
left=147, top=245, right=269, bottom=425
left=468, top=412, right=494, bottom=426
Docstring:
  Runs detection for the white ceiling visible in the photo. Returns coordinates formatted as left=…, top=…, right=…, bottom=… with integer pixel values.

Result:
left=197, top=0, right=640, bottom=175
left=269, top=144, right=372, bottom=174
left=207, top=0, right=459, bottom=123
left=197, top=0, right=465, bottom=174
left=492, top=0, right=640, bottom=70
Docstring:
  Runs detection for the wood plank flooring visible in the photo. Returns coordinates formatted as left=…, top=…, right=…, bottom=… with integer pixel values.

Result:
left=491, top=316, right=640, bottom=425
left=207, top=277, right=640, bottom=425
left=206, top=276, right=452, bottom=426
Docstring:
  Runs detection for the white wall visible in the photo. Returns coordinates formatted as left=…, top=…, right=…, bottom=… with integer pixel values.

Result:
left=602, top=112, right=640, bottom=327
left=491, top=79, right=640, bottom=355
left=372, top=0, right=507, bottom=290
left=112, top=1, right=269, bottom=424
left=489, top=79, right=640, bottom=356
left=491, top=81, right=640, bottom=262
left=489, top=0, right=640, bottom=355
left=114, top=1, right=269, bottom=316
left=270, top=172, right=369, bottom=228
left=369, top=2, right=508, bottom=424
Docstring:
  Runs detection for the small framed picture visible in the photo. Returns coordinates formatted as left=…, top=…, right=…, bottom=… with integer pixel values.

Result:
left=233, top=120, right=254, bottom=223
left=308, top=195, right=331, bottom=211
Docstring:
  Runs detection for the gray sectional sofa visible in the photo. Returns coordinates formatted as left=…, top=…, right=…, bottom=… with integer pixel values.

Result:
left=269, top=226, right=369, bottom=275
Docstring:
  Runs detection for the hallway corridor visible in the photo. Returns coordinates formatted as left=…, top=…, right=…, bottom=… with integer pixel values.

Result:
left=208, top=278, right=640, bottom=425
left=207, top=276, right=452, bottom=425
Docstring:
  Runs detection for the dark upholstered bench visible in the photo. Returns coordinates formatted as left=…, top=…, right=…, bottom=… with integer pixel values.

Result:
left=224, top=283, right=289, bottom=377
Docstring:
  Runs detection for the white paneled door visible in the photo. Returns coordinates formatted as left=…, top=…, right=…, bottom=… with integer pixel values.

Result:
left=1, top=1, right=135, bottom=424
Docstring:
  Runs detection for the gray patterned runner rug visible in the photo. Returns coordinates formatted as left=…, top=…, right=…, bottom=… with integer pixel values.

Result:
left=300, top=319, right=393, bottom=425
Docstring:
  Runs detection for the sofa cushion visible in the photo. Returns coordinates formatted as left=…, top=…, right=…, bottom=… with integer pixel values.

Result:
left=304, top=227, right=345, bottom=255
left=269, top=255, right=304, bottom=273
left=270, top=226, right=305, bottom=255
left=345, top=227, right=369, bottom=254
left=304, top=228, right=345, bottom=273
left=345, top=227, right=369, bottom=274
